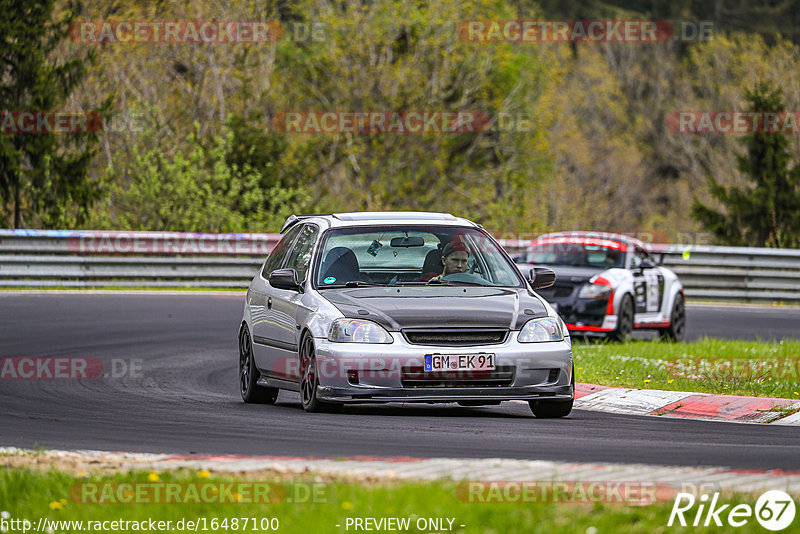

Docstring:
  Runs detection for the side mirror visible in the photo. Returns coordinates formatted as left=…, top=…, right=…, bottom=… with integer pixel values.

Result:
left=528, top=266, right=556, bottom=289
left=640, top=258, right=657, bottom=270
left=269, top=268, right=303, bottom=292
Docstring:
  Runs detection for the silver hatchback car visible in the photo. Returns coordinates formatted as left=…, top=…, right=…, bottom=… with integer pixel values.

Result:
left=238, top=212, right=574, bottom=417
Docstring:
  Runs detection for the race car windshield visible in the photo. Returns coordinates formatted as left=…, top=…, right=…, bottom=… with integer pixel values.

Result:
left=315, top=226, right=524, bottom=288
left=526, top=243, right=625, bottom=268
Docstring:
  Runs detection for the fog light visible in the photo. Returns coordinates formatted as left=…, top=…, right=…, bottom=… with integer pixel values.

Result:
left=548, top=368, right=560, bottom=383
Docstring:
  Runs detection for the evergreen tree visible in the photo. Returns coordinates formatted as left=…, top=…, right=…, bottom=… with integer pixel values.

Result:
left=0, top=0, right=108, bottom=228
left=692, top=82, right=800, bottom=247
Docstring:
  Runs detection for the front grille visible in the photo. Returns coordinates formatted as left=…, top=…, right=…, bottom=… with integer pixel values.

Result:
left=401, top=365, right=515, bottom=388
left=403, top=329, right=508, bottom=346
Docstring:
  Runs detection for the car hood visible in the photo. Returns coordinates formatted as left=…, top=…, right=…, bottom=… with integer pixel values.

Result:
left=319, top=286, right=548, bottom=331
left=516, top=264, right=605, bottom=286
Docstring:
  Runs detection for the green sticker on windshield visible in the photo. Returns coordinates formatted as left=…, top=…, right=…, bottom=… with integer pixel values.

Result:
left=323, top=277, right=336, bottom=284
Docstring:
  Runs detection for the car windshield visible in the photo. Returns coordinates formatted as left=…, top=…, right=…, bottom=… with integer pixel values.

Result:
left=525, top=238, right=626, bottom=268
left=315, top=226, right=524, bottom=288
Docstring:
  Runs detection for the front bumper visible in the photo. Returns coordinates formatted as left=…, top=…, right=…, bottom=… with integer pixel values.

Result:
left=313, top=331, right=573, bottom=404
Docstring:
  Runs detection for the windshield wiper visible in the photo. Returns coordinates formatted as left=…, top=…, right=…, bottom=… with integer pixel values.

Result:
left=318, top=281, right=385, bottom=289
left=424, top=279, right=486, bottom=286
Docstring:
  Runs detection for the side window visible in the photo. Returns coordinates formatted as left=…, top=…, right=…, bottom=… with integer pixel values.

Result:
left=284, top=225, right=319, bottom=282
left=631, top=246, right=650, bottom=269
left=261, top=225, right=302, bottom=278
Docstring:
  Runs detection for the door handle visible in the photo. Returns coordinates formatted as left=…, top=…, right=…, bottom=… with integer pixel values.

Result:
left=267, top=297, right=272, bottom=309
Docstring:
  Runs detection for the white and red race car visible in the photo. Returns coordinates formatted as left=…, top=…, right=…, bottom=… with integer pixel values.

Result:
left=515, top=232, right=685, bottom=341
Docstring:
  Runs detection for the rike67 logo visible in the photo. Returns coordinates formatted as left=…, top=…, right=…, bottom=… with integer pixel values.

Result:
left=668, top=490, right=795, bottom=531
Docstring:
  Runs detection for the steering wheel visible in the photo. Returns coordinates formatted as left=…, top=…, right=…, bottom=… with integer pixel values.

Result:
left=440, top=272, right=488, bottom=285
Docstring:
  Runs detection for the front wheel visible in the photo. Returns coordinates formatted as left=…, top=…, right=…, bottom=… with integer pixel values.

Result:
left=529, top=365, right=574, bottom=418
left=299, top=334, right=342, bottom=413
left=609, top=295, right=633, bottom=342
left=659, top=293, right=686, bottom=341
left=239, top=325, right=278, bottom=404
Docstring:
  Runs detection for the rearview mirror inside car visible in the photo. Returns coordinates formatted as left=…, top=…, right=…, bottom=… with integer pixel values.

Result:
left=390, top=236, right=424, bottom=247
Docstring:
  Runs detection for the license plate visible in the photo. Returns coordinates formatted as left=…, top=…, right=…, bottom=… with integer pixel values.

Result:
left=424, top=353, right=496, bottom=372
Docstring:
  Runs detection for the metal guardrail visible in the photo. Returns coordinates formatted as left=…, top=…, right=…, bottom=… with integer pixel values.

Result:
left=1, top=229, right=798, bottom=302
left=0, top=230, right=275, bottom=288
left=654, top=244, right=800, bottom=304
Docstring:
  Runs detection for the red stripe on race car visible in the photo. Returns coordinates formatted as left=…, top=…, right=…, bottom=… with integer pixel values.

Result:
left=634, top=321, right=671, bottom=328
left=565, top=324, right=614, bottom=332
left=589, top=276, right=615, bottom=315
left=532, top=236, right=628, bottom=251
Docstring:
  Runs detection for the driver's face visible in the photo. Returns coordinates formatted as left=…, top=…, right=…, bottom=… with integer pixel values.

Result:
left=442, top=251, right=469, bottom=275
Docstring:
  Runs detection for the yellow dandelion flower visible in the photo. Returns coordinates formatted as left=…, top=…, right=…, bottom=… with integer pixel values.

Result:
left=342, top=501, right=352, bottom=510
left=48, top=502, right=62, bottom=510
left=644, top=379, right=651, bottom=383
left=148, top=472, right=159, bottom=482
left=667, top=379, right=674, bottom=384
left=59, top=499, right=67, bottom=506
left=198, top=469, right=211, bottom=478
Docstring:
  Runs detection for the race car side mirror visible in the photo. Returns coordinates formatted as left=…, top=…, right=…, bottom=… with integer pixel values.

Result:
left=528, top=267, right=556, bottom=290
left=640, top=258, right=657, bottom=270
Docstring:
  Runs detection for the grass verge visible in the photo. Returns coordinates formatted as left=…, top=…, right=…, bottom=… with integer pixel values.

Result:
left=0, top=467, right=777, bottom=533
left=574, top=338, right=800, bottom=399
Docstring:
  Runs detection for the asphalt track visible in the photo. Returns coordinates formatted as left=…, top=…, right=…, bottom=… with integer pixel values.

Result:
left=1, top=293, right=799, bottom=470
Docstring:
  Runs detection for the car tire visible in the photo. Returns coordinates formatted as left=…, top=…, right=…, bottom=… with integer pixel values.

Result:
left=529, top=365, right=574, bottom=418
left=239, top=324, right=279, bottom=404
left=609, top=294, right=634, bottom=342
left=299, top=333, right=342, bottom=413
left=659, top=292, right=686, bottom=342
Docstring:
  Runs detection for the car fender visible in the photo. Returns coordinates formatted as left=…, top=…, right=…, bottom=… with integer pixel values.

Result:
left=659, top=266, right=684, bottom=317
left=297, top=288, right=346, bottom=339
left=590, top=268, right=634, bottom=316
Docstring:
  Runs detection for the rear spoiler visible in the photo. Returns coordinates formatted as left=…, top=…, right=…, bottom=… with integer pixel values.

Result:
left=280, top=214, right=332, bottom=233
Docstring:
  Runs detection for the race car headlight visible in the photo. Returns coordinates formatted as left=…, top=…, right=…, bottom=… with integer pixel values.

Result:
left=518, top=317, right=564, bottom=343
left=578, top=282, right=613, bottom=299
left=327, top=318, right=393, bottom=344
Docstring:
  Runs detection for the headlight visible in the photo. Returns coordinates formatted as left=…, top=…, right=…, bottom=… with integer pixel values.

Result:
left=327, top=318, right=393, bottom=344
left=518, top=317, right=564, bottom=343
left=578, top=282, right=613, bottom=299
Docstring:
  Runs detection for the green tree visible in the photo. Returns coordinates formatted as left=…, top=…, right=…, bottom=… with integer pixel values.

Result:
left=0, top=0, right=108, bottom=228
left=692, top=82, right=800, bottom=247
left=97, top=122, right=309, bottom=232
